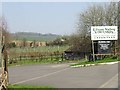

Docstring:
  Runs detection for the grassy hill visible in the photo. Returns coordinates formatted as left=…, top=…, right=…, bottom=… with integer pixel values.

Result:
left=11, top=32, right=61, bottom=42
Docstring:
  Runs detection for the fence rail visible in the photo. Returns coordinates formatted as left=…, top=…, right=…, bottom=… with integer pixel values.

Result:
left=8, top=51, right=64, bottom=64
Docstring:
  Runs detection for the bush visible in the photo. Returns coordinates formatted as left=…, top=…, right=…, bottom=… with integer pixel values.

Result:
left=8, top=42, right=16, bottom=48
left=111, top=55, right=117, bottom=59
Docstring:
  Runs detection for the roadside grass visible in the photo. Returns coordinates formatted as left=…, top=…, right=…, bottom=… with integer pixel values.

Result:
left=9, top=57, right=120, bottom=67
left=8, top=59, right=60, bottom=66
left=8, top=59, right=79, bottom=67
left=71, top=57, right=120, bottom=66
left=8, top=84, right=56, bottom=90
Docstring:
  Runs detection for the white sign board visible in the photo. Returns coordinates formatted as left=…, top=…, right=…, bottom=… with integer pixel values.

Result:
left=91, top=26, right=118, bottom=40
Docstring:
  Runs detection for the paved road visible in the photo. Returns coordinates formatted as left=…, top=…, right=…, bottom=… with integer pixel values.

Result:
left=8, top=63, right=118, bottom=88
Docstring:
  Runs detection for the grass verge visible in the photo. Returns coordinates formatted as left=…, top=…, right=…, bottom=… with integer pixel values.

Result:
left=71, top=57, right=120, bottom=66
left=8, top=59, right=79, bottom=67
left=8, top=84, right=56, bottom=90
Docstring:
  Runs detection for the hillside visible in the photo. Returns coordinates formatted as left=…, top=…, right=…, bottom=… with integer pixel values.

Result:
left=11, top=32, right=61, bottom=42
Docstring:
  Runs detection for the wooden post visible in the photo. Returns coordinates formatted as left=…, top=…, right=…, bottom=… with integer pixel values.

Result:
left=85, top=54, right=87, bottom=61
left=1, top=36, right=5, bottom=82
left=0, top=29, right=2, bottom=83
left=0, top=29, right=2, bottom=67
left=92, top=40, right=95, bottom=61
left=51, top=54, right=53, bottom=61
left=62, top=53, right=63, bottom=61
left=1, top=35, right=9, bottom=88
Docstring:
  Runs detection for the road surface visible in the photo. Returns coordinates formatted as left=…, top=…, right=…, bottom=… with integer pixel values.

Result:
left=8, top=63, right=118, bottom=88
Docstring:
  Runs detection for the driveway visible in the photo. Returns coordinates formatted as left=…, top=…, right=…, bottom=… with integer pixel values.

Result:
left=9, top=63, right=118, bottom=88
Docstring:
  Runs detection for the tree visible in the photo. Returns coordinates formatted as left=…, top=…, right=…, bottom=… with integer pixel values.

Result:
left=0, top=16, right=10, bottom=85
left=0, top=17, right=10, bottom=45
left=33, top=40, right=36, bottom=47
left=69, top=34, right=91, bottom=52
left=47, top=36, right=70, bottom=46
left=70, top=2, right=119, bottom=54
left=118, top=1, right=120, bottom=42
left=118, top=1, right=120, bottom=54
left=22, top=38, right=27, bottom=47
left=77, top=2, right=118, bottom=37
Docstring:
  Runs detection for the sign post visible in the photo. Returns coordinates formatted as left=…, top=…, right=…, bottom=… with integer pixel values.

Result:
left=92, top=40, right=95, bottom=61
left=91, top=26, right=118, bottom=60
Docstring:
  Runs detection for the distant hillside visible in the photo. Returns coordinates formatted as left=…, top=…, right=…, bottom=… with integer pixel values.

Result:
left=11, top=32, right=61, bottom=42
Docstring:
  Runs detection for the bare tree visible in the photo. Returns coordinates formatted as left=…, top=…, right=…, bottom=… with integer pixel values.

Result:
left=118, top=1, right=120, bottom=41
left=104, top=2, right=118, bottom=26
left=0, top=16, right=10, bottom=44
left=77, top=2, right=118, bottom=37
left=118, top=1, right=120, bottom=54
left=0, top=16, right=10, bottom=86
left=69, top=33, right=91, bottom=52
left=69, top=2, right=119, bottom=55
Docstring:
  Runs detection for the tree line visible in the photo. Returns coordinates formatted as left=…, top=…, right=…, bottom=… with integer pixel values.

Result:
left=50, top=2, right=119, bottom=54
left=1, top=2, right=119, bottom=53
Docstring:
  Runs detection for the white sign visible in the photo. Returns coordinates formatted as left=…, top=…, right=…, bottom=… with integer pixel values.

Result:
left=91, top=26, right=118, bottom=40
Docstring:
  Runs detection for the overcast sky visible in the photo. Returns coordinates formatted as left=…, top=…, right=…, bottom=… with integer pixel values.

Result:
left=1, top=1, right=116, bottom=35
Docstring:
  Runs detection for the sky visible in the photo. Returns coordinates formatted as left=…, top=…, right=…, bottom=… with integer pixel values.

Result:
left=0, top=1, right=116, bottom=35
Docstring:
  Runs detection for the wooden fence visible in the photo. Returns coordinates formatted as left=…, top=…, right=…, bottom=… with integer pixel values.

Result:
left=8, top=51, right=64, bottom=64
left=0, top=71, right=8, bottom=90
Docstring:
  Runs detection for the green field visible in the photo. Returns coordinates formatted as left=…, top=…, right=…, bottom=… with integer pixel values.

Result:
left=12, top=32, right=61, bottom=42
left=8, top=46, right=70, bottom=65
left=9, top=45, right=69, bottom=53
